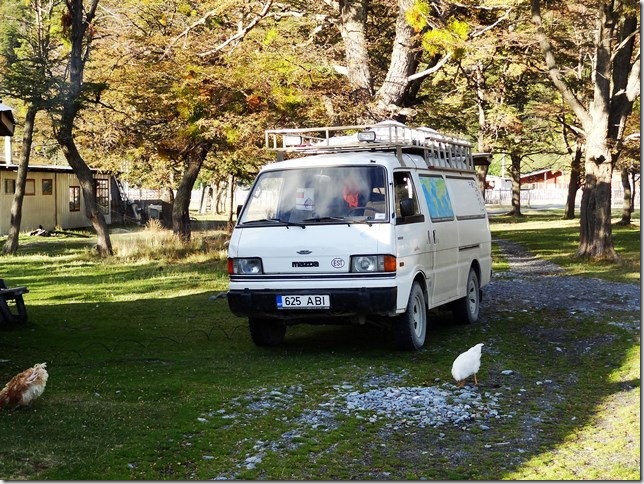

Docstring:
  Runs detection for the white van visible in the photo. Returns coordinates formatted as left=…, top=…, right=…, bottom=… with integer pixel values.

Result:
left=227, top=121, right=492, bottom=350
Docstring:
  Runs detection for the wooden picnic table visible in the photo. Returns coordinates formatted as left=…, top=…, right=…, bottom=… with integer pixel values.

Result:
left=0, top=279, right=28, bottom=324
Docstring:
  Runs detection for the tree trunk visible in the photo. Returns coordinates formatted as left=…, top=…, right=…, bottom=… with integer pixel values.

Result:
left=563, top=144, right=583, bottom=219
left=338, top=0, right=373, bottom=95
left=227, top=174, right=236, bottom=232
left=577, top=148, right=617, bottom=260
left=198, top=184, right=208, bottom=214
left=629, top=171, right=638, bottom=215
left=172, top=143, right=211, bottom=241
left=370, top=0, right=421, bottom=122
left=160, top=186, right=174, bottom=228
left=215, top=179, right=227, bottom=214
left=57, top=130, right=113, bottom=256
left=617, top=167, right=633, bottom=225
left=54, top=0, right=111, bottom=255
left=505, top=153, right=522, bottom=216
left=3, top=105, right=37, bottom=255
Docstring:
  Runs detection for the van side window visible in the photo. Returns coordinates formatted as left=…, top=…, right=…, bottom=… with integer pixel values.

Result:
left=394, top=172, right=424, bottom=224
left=419, top=175, right=455, bottom=221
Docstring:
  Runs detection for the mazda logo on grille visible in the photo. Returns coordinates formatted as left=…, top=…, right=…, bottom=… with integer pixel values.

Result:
left=297, top=250, right=312, bottom=255
left=292, top=261, right=319, bottom=267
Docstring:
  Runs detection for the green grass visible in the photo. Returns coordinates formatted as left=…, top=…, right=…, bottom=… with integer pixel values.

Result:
left=0, top=215, right=640, bottom=480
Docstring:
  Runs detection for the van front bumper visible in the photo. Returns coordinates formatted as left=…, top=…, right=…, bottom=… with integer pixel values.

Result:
left=227, top=287, right=397, bottom=320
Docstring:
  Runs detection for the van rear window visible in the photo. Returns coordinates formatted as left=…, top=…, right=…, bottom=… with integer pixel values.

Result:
left=446, top=176, right=486, bottom=220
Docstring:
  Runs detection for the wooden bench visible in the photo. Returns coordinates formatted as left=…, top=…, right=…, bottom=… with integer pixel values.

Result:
left=0, top=279, right=29, bottom=324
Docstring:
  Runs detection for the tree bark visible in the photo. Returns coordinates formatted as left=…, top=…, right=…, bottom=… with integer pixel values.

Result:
left=617, top=167, right=633, bottom=225
left=3, top=105, right=37, bottom=255
left=563, top=144, right=583, bottom=220
left=57, top=129, right=113, bottom=256
left=370, top=0, right=421, bottom=122
left=227, top=174, right=236, bottom=232
left=332, top=0, right=424, bottom=123
left=338, top=0, right=373, bottom=96
left=505, top=153, right=522, bottom=216
left=577, top=157, right=616, bottom=260
left=160, top=186, right=174, bottom=228
left=172, top=142, right=211, bottom=242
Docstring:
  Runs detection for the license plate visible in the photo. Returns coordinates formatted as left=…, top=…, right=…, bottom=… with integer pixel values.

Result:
left=276, top=294, right=330, bottom=310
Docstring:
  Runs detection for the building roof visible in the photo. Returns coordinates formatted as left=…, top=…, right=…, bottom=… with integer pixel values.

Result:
left=0, top=164, right=104, bottom=174
left=521, top=169, right=563, bottom=183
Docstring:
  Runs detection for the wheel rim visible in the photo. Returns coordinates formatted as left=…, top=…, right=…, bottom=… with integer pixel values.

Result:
left=412, top=292, right=426, bottom=339
left=466, top=275, right=479, bottom=317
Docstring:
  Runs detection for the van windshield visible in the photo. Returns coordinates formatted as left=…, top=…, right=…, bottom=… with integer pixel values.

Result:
left=239, top=166, right=388, bottom=226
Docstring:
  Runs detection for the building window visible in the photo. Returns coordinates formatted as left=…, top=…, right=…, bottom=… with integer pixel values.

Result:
left=42, top=179, right=53, bottom=195
left=4, top=179, right=15, bottom=194
left=69, top=186, right=81, bottom=212
left=94, top=178, right=109, bottom=214
left=25, top=179, right=35, bottom=196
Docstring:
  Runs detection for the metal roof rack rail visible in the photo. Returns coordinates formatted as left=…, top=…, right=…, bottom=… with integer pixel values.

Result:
left=265, top=121, right=474, bottom=171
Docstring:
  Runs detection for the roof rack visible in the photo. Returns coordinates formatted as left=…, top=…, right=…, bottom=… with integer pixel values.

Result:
left=265, top=121, right=474, bottom=171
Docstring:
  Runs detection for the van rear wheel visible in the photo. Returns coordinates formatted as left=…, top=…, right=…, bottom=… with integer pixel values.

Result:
left=452, top=268, right=480, bottom=324
left=394, top=282, right=427, bottom=350
left=249, top=318, right=286, bottom=347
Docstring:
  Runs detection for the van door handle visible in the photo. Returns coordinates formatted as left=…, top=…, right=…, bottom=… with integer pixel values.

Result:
left=428, top=230, right=437, bottom=244
left=433, top=230, right=438, bottom=244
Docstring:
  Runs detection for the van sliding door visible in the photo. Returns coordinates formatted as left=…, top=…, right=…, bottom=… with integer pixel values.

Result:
left=418, top=174, right=459, bottom=305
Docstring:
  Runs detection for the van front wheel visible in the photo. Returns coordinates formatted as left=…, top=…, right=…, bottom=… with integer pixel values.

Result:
left=394, top=282, right=427, bottom=350
left=452, top=268, right=480, bottom=324
left=249, top=318, right=286, bottom=347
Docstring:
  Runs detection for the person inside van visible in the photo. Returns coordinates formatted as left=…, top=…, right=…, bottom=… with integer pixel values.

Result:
left=342, top=182, right=362, bottom=209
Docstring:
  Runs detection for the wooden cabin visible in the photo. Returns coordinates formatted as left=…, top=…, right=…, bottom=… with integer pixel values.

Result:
left=0, top=164, right=113, bottom=235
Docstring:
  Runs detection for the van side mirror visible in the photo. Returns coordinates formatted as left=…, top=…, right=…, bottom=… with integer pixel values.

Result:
left=399, top=198, right=415, bottom=217
left=236, top=204, right=243, bottom=218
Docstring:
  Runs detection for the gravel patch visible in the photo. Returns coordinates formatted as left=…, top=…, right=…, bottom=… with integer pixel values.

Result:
left=487, top=239, right=640, bottom=315
left=210, top=372, right=505, bottom=479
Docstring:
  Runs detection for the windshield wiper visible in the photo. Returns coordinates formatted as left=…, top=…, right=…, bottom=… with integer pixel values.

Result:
left=302, top=216, right=348, bottom=223
left=242, top=218, right=306, bottom=229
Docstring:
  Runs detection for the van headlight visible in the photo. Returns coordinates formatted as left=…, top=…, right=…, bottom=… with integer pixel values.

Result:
left=228, top=258, right=263, bottom=275
left=350, top=255, right=396, bottom=273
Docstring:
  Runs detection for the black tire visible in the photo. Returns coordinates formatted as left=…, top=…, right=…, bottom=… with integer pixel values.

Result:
left=393, top=282, right=427, bottom=350
left=452, top=267, right=481, bottom=324
left=249, top=318, right=286, bottom=347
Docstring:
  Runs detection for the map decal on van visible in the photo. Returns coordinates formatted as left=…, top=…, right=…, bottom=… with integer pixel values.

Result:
left=419, top=175, right=454, bottom=221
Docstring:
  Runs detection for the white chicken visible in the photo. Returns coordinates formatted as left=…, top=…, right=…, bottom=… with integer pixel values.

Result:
left=451, top=343, right=484, bottom=386
left=0, top=362, right=48, bottom=409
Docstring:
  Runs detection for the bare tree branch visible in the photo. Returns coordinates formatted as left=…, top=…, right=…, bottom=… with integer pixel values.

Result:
left=530, top=0, right=593, bottom=132
left=161, top=0, right=274, bottom=60
left=162, top=9, right=221, bottom=59
left=407, top=52, right=451, bottom=82
left=470, top=8, right=512, bottom=39
left=197, top=0, right=273, bottom=58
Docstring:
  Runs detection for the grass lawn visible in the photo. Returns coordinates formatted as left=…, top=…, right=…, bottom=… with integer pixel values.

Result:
left=0, top=213, right=639, bottom=480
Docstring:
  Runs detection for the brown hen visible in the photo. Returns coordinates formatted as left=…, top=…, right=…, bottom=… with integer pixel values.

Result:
left=0, top=362, right=48, bottom=409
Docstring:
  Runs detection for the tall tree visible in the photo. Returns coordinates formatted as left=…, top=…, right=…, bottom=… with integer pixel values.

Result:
left=531, top=0, right=640, bottom=261
left=0, top=0, right=60, bottom=254
left=50, top=0, right=113, bottom=255
left=87, top=0, right=340, bottom=239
